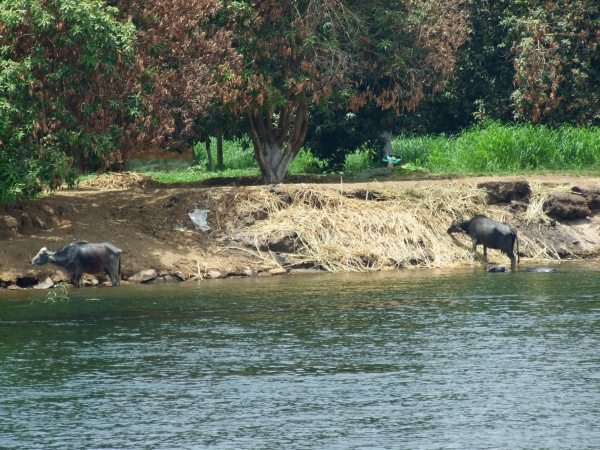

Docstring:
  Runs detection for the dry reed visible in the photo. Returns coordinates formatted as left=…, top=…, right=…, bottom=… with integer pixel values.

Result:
left=79, top=172, right=158, bottom=189
left=519, top=181, right=572, bottom=225
left=228, top=182, right=567, bottom=271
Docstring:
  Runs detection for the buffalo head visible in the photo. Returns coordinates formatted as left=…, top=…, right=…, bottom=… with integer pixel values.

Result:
left=447, top=220, right=464, bottom=235
left=31, top=247, right=55, bottom=265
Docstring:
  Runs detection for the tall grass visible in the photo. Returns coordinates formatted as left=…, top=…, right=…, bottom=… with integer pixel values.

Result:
left=393, top=122, right=600, bottom=174
left=288, top=148, right=329, bottom=174
left=194, top=137, right=257, bottom=170
left=110, top=122, right=600, bottom=185
left=143, top=140, right=332, bottom=183
left=342, top=149, right=375, bottom=172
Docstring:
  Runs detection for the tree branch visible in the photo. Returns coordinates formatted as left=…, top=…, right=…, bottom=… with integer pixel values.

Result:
left=265, top=109, right=276, bottom=146
left=244, top=113, right=263, bottom=156
left=288, top=91, right=308, bottom=147
left=276, top=101, right=293, bottom=148
left=254, top=114, right=270, bottom=149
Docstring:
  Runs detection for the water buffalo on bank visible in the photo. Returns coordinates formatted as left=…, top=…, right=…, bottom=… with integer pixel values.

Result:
left=447, top=215, right=519, bottom=268
left=31, top=241, right=122, bottom=287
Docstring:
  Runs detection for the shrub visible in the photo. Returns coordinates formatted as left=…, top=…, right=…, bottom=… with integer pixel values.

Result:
left=0, top=0, right=135, bottom=202
left=287, top=148, right=328, bottom=174
left=343, top=149, right=375, bottom=173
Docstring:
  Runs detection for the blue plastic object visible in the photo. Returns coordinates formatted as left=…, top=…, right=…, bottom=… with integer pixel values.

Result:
left=382, top=155, right=402, bottom=166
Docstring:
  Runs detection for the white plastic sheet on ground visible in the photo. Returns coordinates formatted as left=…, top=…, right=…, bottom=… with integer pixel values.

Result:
left=188, top=208, right=211, bottom=232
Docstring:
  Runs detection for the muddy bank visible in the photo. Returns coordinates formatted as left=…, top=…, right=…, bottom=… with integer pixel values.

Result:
left=0, top=174, right=599, bottom=290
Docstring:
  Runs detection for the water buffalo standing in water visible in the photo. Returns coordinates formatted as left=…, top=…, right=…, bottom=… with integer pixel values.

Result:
left=31, top=241, right=122, bottom=287
left=447, top=215, right=519, bottom=268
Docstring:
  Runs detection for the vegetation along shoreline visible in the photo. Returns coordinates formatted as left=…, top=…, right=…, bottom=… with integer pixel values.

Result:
left=1, top=173, right=599, bottom=291
left=3, top=1, right=600, bottom=291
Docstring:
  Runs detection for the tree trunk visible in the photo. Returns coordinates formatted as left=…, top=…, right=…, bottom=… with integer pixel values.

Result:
left=216, top=133, right=224, bottom=170
left=205, top=138, right=214, bottom=171
left=378, top=122, right=393, bottom=156
left=244, top=90, right=309, bottom=184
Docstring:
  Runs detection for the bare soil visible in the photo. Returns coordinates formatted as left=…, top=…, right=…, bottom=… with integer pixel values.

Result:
left=1, top=172, right=599, bottom=288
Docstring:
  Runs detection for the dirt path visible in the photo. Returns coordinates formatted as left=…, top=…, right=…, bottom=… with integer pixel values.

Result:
left=1, top=173, right=599, bottom=288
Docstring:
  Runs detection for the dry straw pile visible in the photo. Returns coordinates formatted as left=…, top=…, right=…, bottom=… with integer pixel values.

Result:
left=79, top=172, right=158, bottom=189
left=230, top=182, right=561, bottom=272
left=519, top=181, right=572, bottom=225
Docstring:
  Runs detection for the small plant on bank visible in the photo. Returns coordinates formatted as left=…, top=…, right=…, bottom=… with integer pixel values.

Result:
left=44, top=282, right=70, bottom=304
left=287, top=148, right=329, bottom=174
left=343, top=148, right=375, bottom=173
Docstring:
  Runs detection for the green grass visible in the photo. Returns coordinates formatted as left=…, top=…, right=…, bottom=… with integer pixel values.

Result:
left=145, top=167, right=260, bottom=183
left=134, top=140, right=331, bottom=183
left=393, top=122, right=600, bottom=175
left=342, top=149, right=376, bottom=173
left=81, top=122, right=600, bottom=186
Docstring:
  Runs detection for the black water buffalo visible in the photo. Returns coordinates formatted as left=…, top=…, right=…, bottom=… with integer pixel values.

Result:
left=31, top=241, right=122, bottom=287
left=447, top=215, right=519, bottom=268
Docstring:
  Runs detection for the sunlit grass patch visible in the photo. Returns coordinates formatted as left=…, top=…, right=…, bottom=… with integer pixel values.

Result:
left=145, top=168, right=261, bottom=183
left=394, top=122, right=600, bottom=175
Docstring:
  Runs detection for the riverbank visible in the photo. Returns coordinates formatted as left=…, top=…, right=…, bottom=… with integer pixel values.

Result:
left=1, top=173, right=599, bottom=289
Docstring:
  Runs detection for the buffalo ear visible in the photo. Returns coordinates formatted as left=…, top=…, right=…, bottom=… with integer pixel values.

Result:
left=44, top=249, right=56, bottom=261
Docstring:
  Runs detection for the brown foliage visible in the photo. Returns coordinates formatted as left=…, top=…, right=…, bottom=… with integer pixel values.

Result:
left=351, top=0, right=470, bottom=114
left=510, top=1, right=600, bottom=124
left=119, top=0, right=241, bottom=151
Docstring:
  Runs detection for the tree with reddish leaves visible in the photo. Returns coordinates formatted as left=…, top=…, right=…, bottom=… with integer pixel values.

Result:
left=118, top=0, right=242, bottom=152
left=505, top=0, right=600, bottom=125
left=216, top=0, right=469, bottom=183
left=123, top=0, right=469, bottom=184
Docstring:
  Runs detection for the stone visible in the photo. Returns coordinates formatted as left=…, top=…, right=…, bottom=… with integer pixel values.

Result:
left=257, top=271, right=272, bottom=277
left=128, top=269, right=158, bottom=283
left=476, top=181, right=531, bottom=204
left=172, top=271, right=189, bottom=281
left=34, top=277, right=55, bottom=289
left=572, top=185, right=600, bottom=211
left=273, top=253, right=302, bottom=267
left=207, top=270, right=222, bottom=279
left=289, top=268, right=324, bottom=275
left=267, top=231, right=297, bottom=253
left=269, top=268, right=287, bottom=275
left=8, top=285, right=24, bottom=290
left=143, top=276, right=165, bottom=284
left=543, top=192, right=591, bottom=220
left=509, top=200, right=529, bottom=214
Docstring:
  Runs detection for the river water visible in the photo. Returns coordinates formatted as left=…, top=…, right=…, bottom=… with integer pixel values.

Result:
left=1, top=263, right=600, bottom=449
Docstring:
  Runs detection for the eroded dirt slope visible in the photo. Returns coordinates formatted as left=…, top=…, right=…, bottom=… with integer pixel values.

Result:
left=0, top=173, right=599, bottom=287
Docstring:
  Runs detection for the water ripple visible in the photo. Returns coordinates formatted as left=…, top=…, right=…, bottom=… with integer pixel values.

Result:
left=1, top=264, right=600, bottom=448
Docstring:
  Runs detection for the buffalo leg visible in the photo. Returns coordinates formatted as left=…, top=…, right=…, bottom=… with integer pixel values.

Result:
left=483, top=246, right=488, bottom=263
left=108, top=267, right=119, bottom=286
left=74, top=271, right=83, bottom=288
left=471, top=239, right=478, bottom=263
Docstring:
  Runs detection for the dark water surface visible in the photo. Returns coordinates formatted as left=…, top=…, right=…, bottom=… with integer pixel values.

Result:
left=1, top=263, right=600, bottom=449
